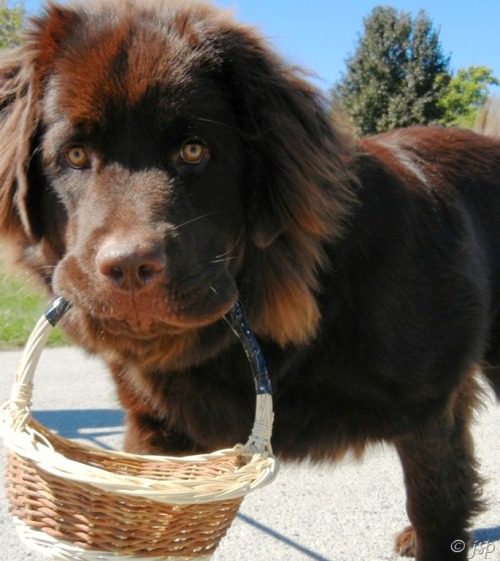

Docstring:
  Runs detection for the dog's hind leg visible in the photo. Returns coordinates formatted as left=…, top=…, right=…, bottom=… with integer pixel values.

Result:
left=393, top=370, right=484, bottom=561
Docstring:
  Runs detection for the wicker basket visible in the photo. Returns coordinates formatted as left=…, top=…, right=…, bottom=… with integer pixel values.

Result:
left=0, top=298, right=278, bottom=560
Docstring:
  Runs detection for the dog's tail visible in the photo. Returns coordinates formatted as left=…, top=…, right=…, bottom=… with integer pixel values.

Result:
left=475, top=96, right=500, bottom=137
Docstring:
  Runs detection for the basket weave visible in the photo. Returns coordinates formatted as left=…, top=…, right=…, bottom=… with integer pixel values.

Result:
left=0, top=298, right=278, bottom=560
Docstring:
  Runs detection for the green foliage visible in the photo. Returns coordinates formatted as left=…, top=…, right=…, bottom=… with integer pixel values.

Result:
left=0, top=0, right=24, bottom=49
left=438, top=66, right=499, bottom=129
left=332, top=7, right=451, bottom=136
left=0, top=262, right=68, bottom=349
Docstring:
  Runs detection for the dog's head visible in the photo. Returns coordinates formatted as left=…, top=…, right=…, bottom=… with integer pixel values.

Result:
left=0, top=0, right=354, bottom=364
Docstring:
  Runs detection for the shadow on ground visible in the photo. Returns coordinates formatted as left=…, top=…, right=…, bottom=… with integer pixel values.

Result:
left=33, top=409, right=124, bottom=448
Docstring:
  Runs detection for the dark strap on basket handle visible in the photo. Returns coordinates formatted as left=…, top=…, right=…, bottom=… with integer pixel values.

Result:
left=226, top=302, right=272, bottom=395
left=45, top=296, right=72, bottom=326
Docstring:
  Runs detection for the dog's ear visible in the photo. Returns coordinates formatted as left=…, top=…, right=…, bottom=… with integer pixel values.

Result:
left=218, top=26, right=355, bottom=249
left=0, top=45, right=39, bottom=242
left=0, top=6, right=79, bottom=245
left=217, top=24, right=357, bottom=344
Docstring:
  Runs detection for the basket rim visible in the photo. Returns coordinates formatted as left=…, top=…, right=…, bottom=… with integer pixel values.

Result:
left=1, top=399, right=278, bottom=504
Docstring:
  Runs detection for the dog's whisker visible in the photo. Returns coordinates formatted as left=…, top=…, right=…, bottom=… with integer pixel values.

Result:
left=215, top=229, right=243, bottom=260
left=209, top=283, right=239, bottom=301
left=196, top=117, right=237, bottom=130
left=209, top=256, right=237, bottom=264
left=172, top=212, right=218, bottom=231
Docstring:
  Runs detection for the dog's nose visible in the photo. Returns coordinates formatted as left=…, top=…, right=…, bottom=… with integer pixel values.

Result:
left=96, top=242, right=166, bottom=291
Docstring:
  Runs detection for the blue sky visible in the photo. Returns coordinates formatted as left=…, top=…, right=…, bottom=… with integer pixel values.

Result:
left=23, top=0, right=500, bottom=94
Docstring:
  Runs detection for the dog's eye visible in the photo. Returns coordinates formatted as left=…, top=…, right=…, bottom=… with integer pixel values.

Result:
left=66, top=146, right=90, bottom=169
left=180, top=140, right=207, bottom=164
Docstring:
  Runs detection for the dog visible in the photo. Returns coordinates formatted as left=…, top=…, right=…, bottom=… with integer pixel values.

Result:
left=0, top=1, right=499, bottom=559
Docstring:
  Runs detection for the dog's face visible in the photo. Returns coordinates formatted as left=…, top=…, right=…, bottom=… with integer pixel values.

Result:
left=0, top=0, right=353, bottom=363
left=44, top=50, right=244, bottom=337
left=37, top=3, right=248, bottom=348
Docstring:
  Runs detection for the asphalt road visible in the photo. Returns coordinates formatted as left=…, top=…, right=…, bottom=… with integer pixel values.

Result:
left=1, top=346, right=499, bottom=560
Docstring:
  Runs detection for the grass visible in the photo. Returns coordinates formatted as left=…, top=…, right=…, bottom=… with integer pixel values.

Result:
left=0, top=260, right=69, bottom=349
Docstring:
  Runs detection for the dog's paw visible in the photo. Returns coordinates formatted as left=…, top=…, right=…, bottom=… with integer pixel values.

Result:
left=395, top=525, right=416, bottom=558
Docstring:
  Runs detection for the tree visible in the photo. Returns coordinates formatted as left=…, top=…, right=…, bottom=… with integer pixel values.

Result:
left=438, top=66, right=499, bottom=129
left=0, top=0, right=24, bottom=49
left=332, top=7, right=451, bottom=136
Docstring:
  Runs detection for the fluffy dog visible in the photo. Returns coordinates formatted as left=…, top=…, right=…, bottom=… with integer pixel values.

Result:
left=0, top=1, right=499, bottom=559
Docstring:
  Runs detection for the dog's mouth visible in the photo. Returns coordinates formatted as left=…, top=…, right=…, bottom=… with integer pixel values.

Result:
left=90, top=301, right=235, bottom=338
left=54, top=279, right=239, bottom=343
left=57, top=288, right=238, bottom=340
left=96, top=317, right=196, bottom=338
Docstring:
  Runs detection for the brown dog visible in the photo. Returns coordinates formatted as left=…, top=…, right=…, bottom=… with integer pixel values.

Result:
left=0, top=1, right=499, bottom=559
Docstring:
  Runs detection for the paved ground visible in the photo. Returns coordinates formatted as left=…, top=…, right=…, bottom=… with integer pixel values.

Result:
left=1, top=346, right=499, bottom=560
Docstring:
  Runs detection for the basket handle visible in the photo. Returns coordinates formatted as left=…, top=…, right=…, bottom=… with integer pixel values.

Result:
left=5, top=297, right=70, bottom=430
left=6, top=297, right=274, bottom=454
left=226, top=302, right=274, bottom=455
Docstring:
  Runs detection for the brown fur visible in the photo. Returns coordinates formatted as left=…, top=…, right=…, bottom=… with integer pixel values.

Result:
left=1, top=2, right=500, bottom=560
